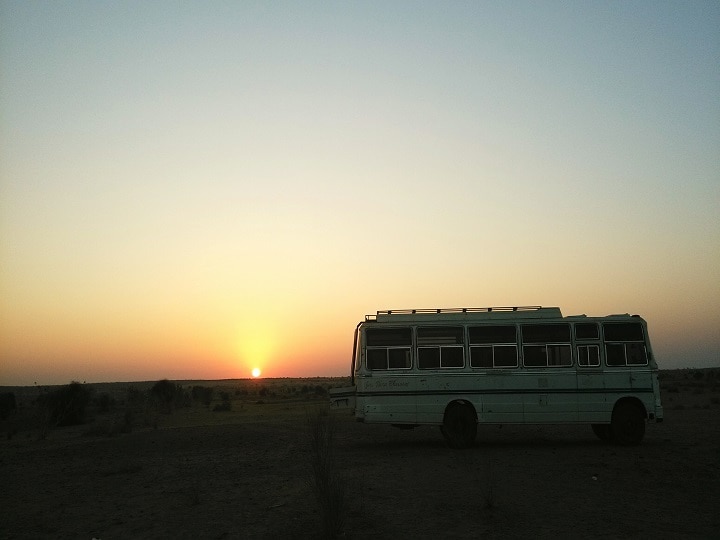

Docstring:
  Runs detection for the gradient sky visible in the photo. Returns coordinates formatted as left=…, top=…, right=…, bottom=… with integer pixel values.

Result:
left=1, top=1, right=719, bottom=385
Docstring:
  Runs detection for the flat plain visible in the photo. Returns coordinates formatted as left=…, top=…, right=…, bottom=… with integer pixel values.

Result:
left=1, top=370, right=718, bottom=539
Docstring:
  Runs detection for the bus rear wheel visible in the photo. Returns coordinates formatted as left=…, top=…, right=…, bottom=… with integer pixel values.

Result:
left=591, top=424, right=613, bottom=442
left=442, top=403, right=477, bottom=449
left=611, top=402, right=646, bottom=445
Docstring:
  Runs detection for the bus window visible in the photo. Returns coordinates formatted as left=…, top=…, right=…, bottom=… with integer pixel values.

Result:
left=606, top=344, right=625, bottom=366
left=575, top=323, right=599, bottom=340
left=468, top=325, right=516, bottom=343
left=577, top=345, right=600, bottom=366
left=521, top=324, right=572, bottom=367
left=494, top=346, right=518, bottom=367
left=469, top=325, right=518, bottom=368
left=418, top=326, right=464, bottom=369
left=366, top=327, right=412, bottom=370
left=522, top=324, right=570, bottom=343
left=626, top=343, right=647, bottom=365
left=604, top=322, right=643, bottom=341
left=603, top=322, right=647, bottom=366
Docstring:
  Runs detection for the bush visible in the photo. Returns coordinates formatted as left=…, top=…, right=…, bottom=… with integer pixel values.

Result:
left=83, top=408, right=135, bottom=437
left=39, top=382, right=92, bottom=427
left=191, top=385, right=214, bottom=406
left=150, top=379, right=186, bottom=413
left=213, top=391, right=232, bottom=412
left=212, top=401, right=232, bottom=412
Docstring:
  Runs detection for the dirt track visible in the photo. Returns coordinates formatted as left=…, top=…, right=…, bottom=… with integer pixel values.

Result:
left=1, top=379, right=718, bottom=539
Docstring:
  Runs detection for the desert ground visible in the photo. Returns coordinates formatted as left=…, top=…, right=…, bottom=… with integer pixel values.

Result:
left=1, top=369, right=718, bottom=539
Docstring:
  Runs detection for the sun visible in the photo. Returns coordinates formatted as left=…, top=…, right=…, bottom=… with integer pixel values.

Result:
left=251, top=367, right=261, bottom=378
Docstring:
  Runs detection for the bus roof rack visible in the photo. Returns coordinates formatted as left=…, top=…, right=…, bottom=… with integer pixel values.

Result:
left=367, top=306, right=562, bottom=322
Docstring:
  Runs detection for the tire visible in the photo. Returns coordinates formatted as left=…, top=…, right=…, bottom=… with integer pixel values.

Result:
left=611, top=402, right=646, bottom=445
left=591, top=424, right=613, bottom=442
left=442, top=403, right=477, bottom=449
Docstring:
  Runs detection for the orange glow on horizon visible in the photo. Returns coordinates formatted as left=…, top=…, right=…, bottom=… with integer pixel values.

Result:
left=235, top=319, right=277, bottom=377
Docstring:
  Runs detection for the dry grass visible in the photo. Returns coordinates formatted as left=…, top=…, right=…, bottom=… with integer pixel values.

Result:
left=659, top=368, right=720, bottom=410
left=0, top=370, right=719, bottom=539
left=307, top=407, right=346, bottom=539
left=0, top=377, right=349, bottom=439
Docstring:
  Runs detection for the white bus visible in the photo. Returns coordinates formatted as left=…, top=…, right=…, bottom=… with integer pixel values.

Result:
left=330, top=306, right=663, bottom=447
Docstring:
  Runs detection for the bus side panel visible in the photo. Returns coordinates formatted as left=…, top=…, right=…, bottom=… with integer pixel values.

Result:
left=329, top=386, right=356, bottom=410
left=475, top=373, right=524, bottom=424
left=577, top=370, right=610, bottom=422
left=415, top=374, right=526, bottom=425
left=603, top=368, right=635, bottom=415
left=415, top=376, right=452, bottom=424
left=520, top=369, right=578, bottom=422
left=651, top=371, right=664, bottom=421
left=356, top=375, right=418, bottom=424
left=631, top=368, right=662, bottom=420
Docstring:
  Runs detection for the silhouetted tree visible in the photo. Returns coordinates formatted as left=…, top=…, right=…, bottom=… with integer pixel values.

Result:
left=191, top=385, right=214, bottom=406
left=39, top=382, right=92, bottom=426
left=150, top=379, right=188, bottom=413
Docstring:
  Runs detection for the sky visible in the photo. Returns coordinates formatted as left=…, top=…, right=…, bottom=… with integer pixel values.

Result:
left=1, top=1, right=718, bottom=385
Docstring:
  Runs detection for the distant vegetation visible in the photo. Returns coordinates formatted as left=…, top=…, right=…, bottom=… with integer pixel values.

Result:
left=0, top=376, right=346, bottom=440
left=191, top=385, right=214, bottom=406
left=39, top=381, right=92, bottom=427
left=150, top=379, right=188, bottom=413
left=659, top=368, right=720, bottom=410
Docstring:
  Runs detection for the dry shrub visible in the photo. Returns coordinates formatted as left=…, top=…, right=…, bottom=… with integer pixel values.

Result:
left=212, top=401, right=231, bottom=412
left=83, top=409, right=135, bottom=437
left=150, top=379, right=189, bottom=413
left=38, top=381, right=92, bottom=427
left=191, top=385, right=214, bottom=406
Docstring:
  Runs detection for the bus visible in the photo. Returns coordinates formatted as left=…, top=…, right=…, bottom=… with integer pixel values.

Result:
left=329, top=306, right=663, bottom=447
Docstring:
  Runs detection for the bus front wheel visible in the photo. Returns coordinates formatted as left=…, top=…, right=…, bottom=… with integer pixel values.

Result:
left=611, top=402, right=646, bottom=445
left=442, top=403, right=477, bottom=449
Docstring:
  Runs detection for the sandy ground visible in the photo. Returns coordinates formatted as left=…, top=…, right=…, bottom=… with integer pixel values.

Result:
left=1, top=375, right=718, bottom=539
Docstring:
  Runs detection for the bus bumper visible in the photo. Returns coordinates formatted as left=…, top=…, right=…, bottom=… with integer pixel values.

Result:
left=329, top=386, right=356, bottom=410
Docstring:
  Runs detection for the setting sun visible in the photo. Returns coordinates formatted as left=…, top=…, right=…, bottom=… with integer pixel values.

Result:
left=251, top=368, right=261, bottom=378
